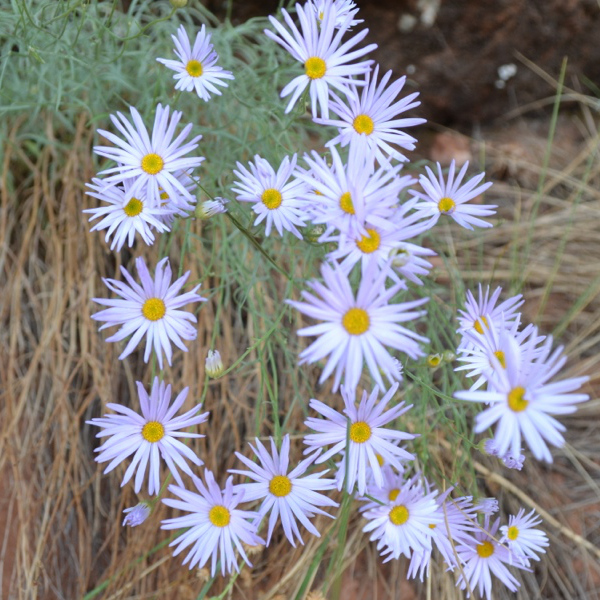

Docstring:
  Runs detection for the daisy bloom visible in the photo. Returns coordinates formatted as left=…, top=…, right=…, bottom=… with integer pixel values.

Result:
left=410, top=160, right=496, bottom=230
left=455, top=515, right=523, bottom=599
left=455, top=332, right=589, bottom=462
left=363, top=480, right=441, bottom=561
left=287, top=259, right=428, bottom=392
left=500, top=508, right=549, bottom=566
left=94, top=103, right=203, bottom=207
left=92, top=257, right=206, bottom=368
left=316, top=65, right=426, bottom=166
left=232, top=154, right=308, bottom=239
left=162, top=470, right=264, bottom=575
left=230, top=435, right=338, bottom=547
left=87, top=377, right=208, bottom=495
left=123, top=502, right=151, bottom=527
left=84, top=177, right=171, bottom=251
left=157, top=25, right=234, bottom=101
left=265, top=3, right=376, bottom=118
left=310, top=0, right=362, bottom=28
left=304, top=383, right=416, bottom=495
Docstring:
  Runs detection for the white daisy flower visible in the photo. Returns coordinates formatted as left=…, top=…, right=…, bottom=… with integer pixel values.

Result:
left=455, top=333, right=589, bottom=462
left=304, top=383, right=415, bottom=495
left=157, top=25, right=234, bottom=102
left=84, top=177, right=172, bottom=251
left=363, top=479, right=441, bottom=561
left=264, top=3, right=376, bottom=118
left=162, top=470, right=264, bottom=575
left=457, top=284, right=524, bottom=350
left=94, top=103, right=203, bottom=207
left=287, top=259, right=428, bottom=392
left=455, top=515, right=523, bottom=599
left=87, top=377, right=208, bottom=495
left=92, top=257, right=206, bottom=368
left=316, top=65, right=425, bottom=166
left=310, top=0, right=362, bottom=28
left=499, top=508, right=549, bottom=566
left=232, top=154, right=308, bottom=239
left=230, top=435, right=338, bottom=547
left=410, top=160, right=496, bottom=230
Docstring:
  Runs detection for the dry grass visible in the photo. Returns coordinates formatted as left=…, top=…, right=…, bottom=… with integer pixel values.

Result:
left=2, top=65, right=600, bottom=600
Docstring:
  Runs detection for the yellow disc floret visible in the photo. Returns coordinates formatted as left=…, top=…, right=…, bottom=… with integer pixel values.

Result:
left=356, top=228, right=381, bottom=254
left=342, top=307, right=370, bottom=335
left=438, top=197, right=455, bottom=214
left=476, top=540, right=495, bottom=558
left=507, top=525, right=519, bottom=540
left=474, top=315, right=489, bottom=335
left=208, top=505, right=231, bottom=527
left=339, top=191, right=355, bottom=215
left=389, top=505, right=409, bottom=526
left=353, top=114, right=375, bottom=135
left=493, top=350, right=506, bottom=369
left=305, top=56, right=326, bottom=79
left=142, top=421, right=165, bottom=443
left=349, top=421, right=372, bottom=443
left=269, top=475, right=292, bottom=497
left=124, top=197, right=143, bottom=217
left=186, top=59, right=203, bottom=77
left=507, top=386, right=528, bottom=412
left=388, top=488, right=400, bottom=502
left=142, top=298, right=166, bottom=321
left=261, top=188, right=283, bottom=210
left=141, top=153, right=164, bottom=175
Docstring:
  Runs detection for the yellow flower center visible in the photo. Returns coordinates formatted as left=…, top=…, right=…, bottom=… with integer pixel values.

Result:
left=269, top=475, right=292, bottom=497
left=141, top=153, right=164, bottom=175
left=388, top=488, right=400, bottom=502
left=349, top=421, right=372, bottom=443
left=141, top=421, right=165, bottom=443
left=160, top=191, right=170, bottom=201
left=305, top=56, right=326, bottom=79
left=429, top=523, right=436, bottom=529
left=353, top=114, right=374, bottom=135
left=142, top=298, right=166, bottom=321
left=476, top=540, right=495, bottom=558
left=375, top=453, right=384, bottom=467
left=186, top=59, right=203, bottom=77
left=208, top=505, right=231, bottom=527
left=493, top=350, right=506, bottom=368
left=342, top=307, right=370, bottom=335
left=507, top=525, right=519, bottom=540
left=427, top=354, right=442, bottom=367
left=339, top=191, right=355, bottom=215
left=261, top=188, right=283, bottom=210
left=508, top=386, right=528, bottom=412
left=123, top=197, right=143, bottom=217
left=474, top=315, right=489, bottom=335
left=356, top=228, right=381, bottom=254
left=389, top=505, right=409, bottom=526
left=438, top=197, right=455, bottom=214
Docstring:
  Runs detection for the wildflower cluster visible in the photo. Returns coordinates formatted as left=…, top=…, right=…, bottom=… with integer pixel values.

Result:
left=82, top=0, right=589, bottom=595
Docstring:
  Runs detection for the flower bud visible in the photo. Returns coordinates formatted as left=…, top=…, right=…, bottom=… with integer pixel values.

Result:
left=195, top=197, right=228, bottom=220
left=122, top=502, right=151, bottom=527
left=170, top=0, right=188, bottom=8
left=205, top=349, right=224, bottom=378
left=426, top=353, right=442, bottom=368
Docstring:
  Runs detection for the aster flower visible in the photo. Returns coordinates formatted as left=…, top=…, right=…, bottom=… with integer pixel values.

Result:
left=455, top=515, right=523, bottom=599
left=94, top=104, right=203, bottom=207
left=304, top=383, right=415, bottom=494
left=359, top=466, right=407, bottom=512
left=265, top=3, right=376, bottom=118
left=92, top=257, right=206, bottom=368
left=362, top=479, right=441, bottom=561
left=455, top=332, right=589, bottom=462
left=310, top=0, right=362, bottom=28
left=297, top=146, right=413, bottom=241
left=287, top=259, right=428, bottom=392
left=87, top=377, right=208, bottom=495
left=388, top=242, right=435, bottom=286
left=123, top=502, right=151, bottom=527
left=316, top=65, right=425, bottom=166
left=499, top=508, right=549, bottom=566
left=410, top=160, right=496, bottom=230
left=230, top=435, right=338, bottom=547
left=232, top=154, right=308, bottom=239
left=157, top=25, right=234, bottom=101
left=162, top=470, right=264, bottom=575
left=84, top=177, right=171, bottom=251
